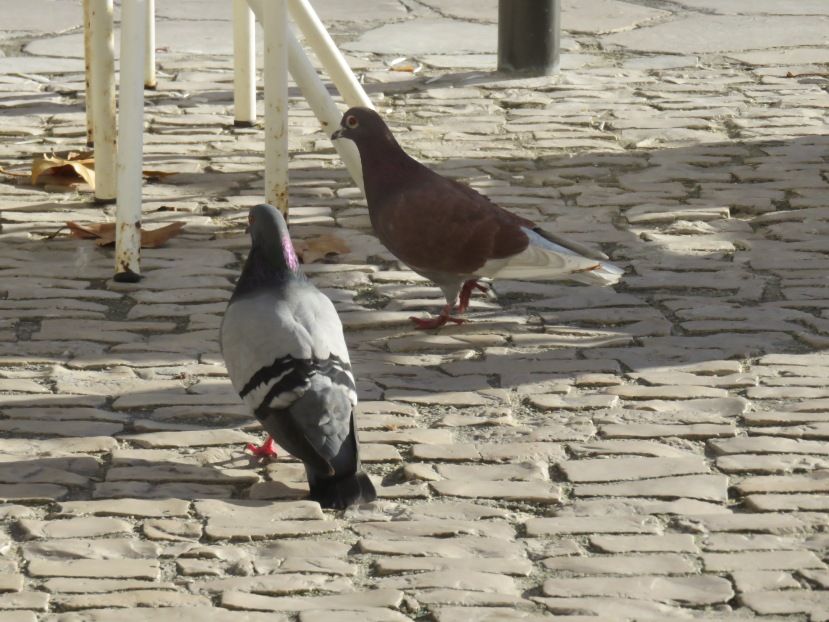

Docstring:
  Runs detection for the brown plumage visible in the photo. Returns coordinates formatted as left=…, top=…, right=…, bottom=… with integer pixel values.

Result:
left=332, top=107, right=623, bottom=329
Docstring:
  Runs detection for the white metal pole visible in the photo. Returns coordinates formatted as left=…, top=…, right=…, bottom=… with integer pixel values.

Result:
left=114, top=0, right=147, bottom=282
left=89, top=0, right=117, bottom=202
left=287, top=0, right=373, bottom=110
left=233, top=0, right=256, bottom=126
left=286, top=28, right=363, bottom=192
left=144, top=0, right=157, bottom=88
left=263, top=0, right=289, bottom=218
left=83, top=0, right=94, bottom=146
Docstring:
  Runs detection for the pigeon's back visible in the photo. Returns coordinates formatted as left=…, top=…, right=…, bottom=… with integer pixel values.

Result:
left=220, top=280, right=352, bottom=415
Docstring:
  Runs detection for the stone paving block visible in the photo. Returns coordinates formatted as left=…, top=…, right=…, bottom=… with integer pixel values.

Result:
left=741, top=589, right=829, bottom=617
left=298, top=610, right=412, bottom=622
left=0, top=574, right=23, bottom=593
left=18, top=518, right=133, bottom=540
left=746, top=493, right=829, bottom=512
left=574, top=474, right=729, bottom=502
left=430, top=481, right=562, bottom=504
left=358, top=536, right=523, bottom=559
left=22, top=538, right=159, bottom=560
left=589, top=534, right=698, bottom=553
left=58, top=499, right=190, bottom=518
left=44, top=608, right=284, bottom=622
left=54, top=591, right=212, bottom=610
left=429, top=607, right=556, bottom=622
left=542, top=575, right=733, bottom=605
left=710, top=436, right=829, bottom=455
left=354, top=520, right=514, bottom=540
left=600, top=423, right=736, bottom=439
left=702, top=550, right=826, bottom=572
left=375, top=556, right=532, bottom=577
left=560, top=457, right=709, bottom=482
left=0, top=484, right=68, bottom=502
left=533, top=596, right=696, bottom=619
left=700, top=533, right=805, bottom=552
left=678, top=514, right=808, bottom=534
left=27, top=560, right=160, bottom=580
left=41, top=578, right=176, bottom=593
left=189, top=574, right=352, bottom=595
left=221, top=588, right=405, bottom=612
left=526, top=516, right=661, bottom=537
left=732, top=570, right=801, bottom=593
left=412, top=589, right=533, bottom=608
left=543, top=553, right=695, bottom=575
left=378, top=570, right=518, bottom=594
left=0, top=591, right=49, bottom=611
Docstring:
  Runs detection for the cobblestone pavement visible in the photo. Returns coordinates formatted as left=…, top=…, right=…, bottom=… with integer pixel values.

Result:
left=1, top=1, right=829, bottom=620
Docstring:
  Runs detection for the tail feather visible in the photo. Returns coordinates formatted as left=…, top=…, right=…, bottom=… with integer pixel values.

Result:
left=525, top=227, right=623, bottom=286
left=309, top=471, right=376, bottom=510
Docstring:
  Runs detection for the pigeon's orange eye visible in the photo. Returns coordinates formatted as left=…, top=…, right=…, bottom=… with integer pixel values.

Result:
left=346, top=115, right=359, bottom=129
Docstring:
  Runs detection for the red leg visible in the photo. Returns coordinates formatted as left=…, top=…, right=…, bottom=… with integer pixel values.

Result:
left=409, top=304, right=465, bottom=330
left=246, top=435, right=278, bottom=459
left=457, top=279, right=488, bottom=314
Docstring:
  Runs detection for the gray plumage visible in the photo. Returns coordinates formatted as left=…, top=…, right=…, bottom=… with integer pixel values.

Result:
left=220, top=204, right=376, bottom=509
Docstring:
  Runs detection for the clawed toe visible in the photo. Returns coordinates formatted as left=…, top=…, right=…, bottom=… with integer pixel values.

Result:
left=409, top=312, right=465, bottom=330
left=245, top=436, right=278, bottom=459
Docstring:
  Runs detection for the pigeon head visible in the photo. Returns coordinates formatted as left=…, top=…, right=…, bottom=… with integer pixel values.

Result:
left=233, top=204, right=301, bottom=298
left=331, top=107, right=397, bottom=149
left=248, top=203, right=300, bottom=273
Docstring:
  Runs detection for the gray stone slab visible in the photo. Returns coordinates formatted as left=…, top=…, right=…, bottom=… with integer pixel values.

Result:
left=2, top=0, right=85, bottom=31
left=0, top=57, right=84, bottom=74
left=678, top=0, right=829, bottom=15
left=603, top=15, right=829, bottom=53
left=562, top=0, right=670, bottom=34
left=343, top=19, right=496, bottom=55
left=26, top=20, right=259, bottom=59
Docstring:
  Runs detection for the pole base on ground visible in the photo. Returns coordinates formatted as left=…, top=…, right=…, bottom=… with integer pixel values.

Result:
left=113, top=269, right=142, bottom=283
left=498, top=0, right=560, bottom=76
left=93, top=196, right=117, bottom=205
left=234, top=120, right=256, bottom=128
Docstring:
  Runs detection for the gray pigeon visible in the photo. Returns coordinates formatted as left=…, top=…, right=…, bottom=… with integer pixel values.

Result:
left=221, top=204, right=376, bottom=509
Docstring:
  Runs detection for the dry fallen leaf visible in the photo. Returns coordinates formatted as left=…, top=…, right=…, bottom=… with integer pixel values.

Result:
left=294, top=234, right=350, bottom=263
left=32, top=151, right=96, bottom=188
left=141, top=222, right=186, bottom=248
left=13, top=152, right=178, bottom=192
left=0, top=166, right=30, bottom=179
left=66, top=220, right=185, bottom=248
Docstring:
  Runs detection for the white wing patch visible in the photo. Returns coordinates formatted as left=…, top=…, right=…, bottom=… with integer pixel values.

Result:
left=478, top=227, right=619, bottom=282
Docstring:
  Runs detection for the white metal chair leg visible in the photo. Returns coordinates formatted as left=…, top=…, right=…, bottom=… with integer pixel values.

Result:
left=114, top=0, right=147, bottom=282
left=144, top=0, right=157, bottom=88
left=287, top=0, right=373, bottom=109
left=88, top=0, right=117, bottom=202
left=286, top=28, right=363, bottom=191
left=263, top=0, right=289, bottom=217
left=233, top=0, right=256, bottom=126
left=83, top=0, right=94, bottom=146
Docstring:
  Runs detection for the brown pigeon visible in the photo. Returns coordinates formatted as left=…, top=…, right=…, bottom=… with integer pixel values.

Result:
left=332, top=107, right=623, bottom=329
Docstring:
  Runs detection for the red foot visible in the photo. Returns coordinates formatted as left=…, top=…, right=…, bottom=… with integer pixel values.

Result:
left=457, top=280, right=489, bottom=314
left=409, top=304, right=465, bottom=330
left=245, top=435, right=278, bottom=459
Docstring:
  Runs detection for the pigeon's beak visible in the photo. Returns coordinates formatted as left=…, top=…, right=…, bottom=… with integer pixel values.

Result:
left=331, top=127, right=345, bottom=141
